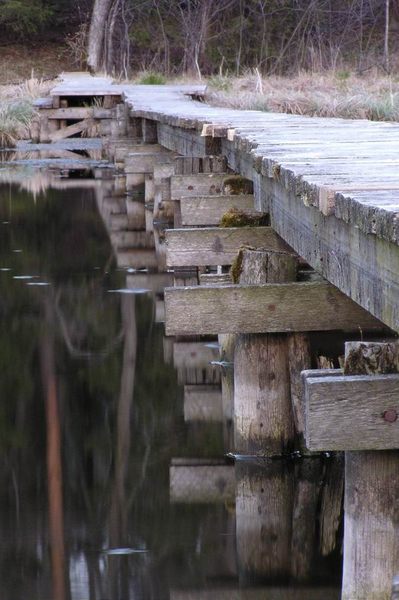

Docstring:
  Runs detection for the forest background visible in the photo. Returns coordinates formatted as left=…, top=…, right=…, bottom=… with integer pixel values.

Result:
left=1, top=0, right=399, bottom=129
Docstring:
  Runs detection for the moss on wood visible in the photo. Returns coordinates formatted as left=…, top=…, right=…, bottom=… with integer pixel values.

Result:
left=219, top=207, right=270, bottom=228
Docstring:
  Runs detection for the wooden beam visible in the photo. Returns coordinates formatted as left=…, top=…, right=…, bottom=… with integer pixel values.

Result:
left=157, top=123, right=220, bottom=157
left=48, top=118, right=96, bottom=142
left=124, top=151, right=176, bottom=173
left=304, top=372, right=399, bottom=450
left=164, top=282, right=384, bottom=336
left=166, top=227, right=290, bottom=267
left=116, top=249, right=158, bottom=269
left=180, top=194, right=258, bottom=226
left=171, top=174, right=253, bottom=200
left=110, top=231, right=154, bottom=250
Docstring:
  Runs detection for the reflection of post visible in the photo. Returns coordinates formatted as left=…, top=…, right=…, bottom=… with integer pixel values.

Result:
left=108, top=294, right=137, bottom=599
left=110, top=294, right=137, bottom=542
left=235, top=461, right=293, bottom=584
left=40, top=296, right=68, bottom=600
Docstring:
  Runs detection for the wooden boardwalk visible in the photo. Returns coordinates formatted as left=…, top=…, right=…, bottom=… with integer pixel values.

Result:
left=46, top=74, right=399, bottom=333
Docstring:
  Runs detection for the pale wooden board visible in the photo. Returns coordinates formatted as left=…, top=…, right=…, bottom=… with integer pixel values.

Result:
left=305, top=373, right=399, bottom=450
left=124, top=151, right=176, bottom=173
left=180, top=194, right=257, bottom=226
left=110, top=230, right=154, bottom=250
left=166, top=227, right=290, bottom=267
left=164, top=281, right=384, bottom=335
left=48, top=118, right=96, bottom=142
left=171, top=174, right=252, bottom=199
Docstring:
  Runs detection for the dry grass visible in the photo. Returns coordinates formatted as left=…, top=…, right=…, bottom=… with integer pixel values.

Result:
left=206, top=70, right=399, bottom=122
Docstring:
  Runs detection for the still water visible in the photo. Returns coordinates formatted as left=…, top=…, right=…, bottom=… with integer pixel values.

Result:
left=0, top=168, right=341, bottom=599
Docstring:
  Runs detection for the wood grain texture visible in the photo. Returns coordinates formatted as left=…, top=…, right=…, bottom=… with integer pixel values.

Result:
left=171, top=174, right=253, bottom=199
left=180, top=194, right=257, bottom=226
left=170, top=589, right=340, bottom=600
left=166, top=227, right=290, bottom=267
left=164, top=281, right=384, bottom=335
left=305, top=373, right=399, bottom=450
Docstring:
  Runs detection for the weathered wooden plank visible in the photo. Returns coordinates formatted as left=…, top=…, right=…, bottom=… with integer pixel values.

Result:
left=125, top=272, right=173, bottom=293
left=116, top=249, right=158, bottom=269
left=164, top=281, right=384, bottom=335
left=166, top=227, right=290, bottom=267
left=180, top=194, right=258, bottom=226
left=305, top=373, right=399, bottom=450
left=124, top=151, right=176, bottom=173
left=184, top=385, right=223, bottom=422
left=48, top=118, right=96, bottom=142
left=157, top=123, right=220, bottom=157
left=171, top=174, right=253, bottom=200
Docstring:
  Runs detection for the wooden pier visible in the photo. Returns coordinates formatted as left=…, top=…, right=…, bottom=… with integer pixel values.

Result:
left=33, top=73, right=399, bottom=600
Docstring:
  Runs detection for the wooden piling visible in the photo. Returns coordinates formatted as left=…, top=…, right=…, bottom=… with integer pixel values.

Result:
left=342, top=341, right=399, bottom=600
left=234, top=249, right=297, bottom=454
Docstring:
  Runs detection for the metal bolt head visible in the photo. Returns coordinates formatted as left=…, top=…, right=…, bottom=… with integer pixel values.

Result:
left=383, top=409, right=398, bottom=423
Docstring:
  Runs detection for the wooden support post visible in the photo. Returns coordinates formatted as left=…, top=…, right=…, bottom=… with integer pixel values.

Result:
left=234, top=249, right=297, bottom=454
left=180, top=194, right=258, bottom=227
left=142, top=118, right=158, bottom=143
left=184, top=385, right=223, bottom=422
left=342, top=340, right=399, bottom=600
left=171, top=174, right=253, bottom=200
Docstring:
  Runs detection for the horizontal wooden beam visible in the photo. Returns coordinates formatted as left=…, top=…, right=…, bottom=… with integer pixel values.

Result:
left=166, top=227, right=290, bottom=267
left=48, top=118, right=96, bottom=142
left=304, top=372, right=399, bottom=450
left=171, top=588, right=340, bottom=600
left=157, top=123, right=220, bottom=157
left=171, top=174, right=253, bottom=199
left=164, top=282, right=384, bottom=335
left=124, top=151, right=176, bottom=173
left=180, top=194, right=257, bottom=226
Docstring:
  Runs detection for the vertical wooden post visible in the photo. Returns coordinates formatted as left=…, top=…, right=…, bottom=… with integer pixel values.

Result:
left=234, top=249, right=297, bottom=454
left=342, top=341, right=399, bottom=600
left=142, top=118, right=158, bottom=143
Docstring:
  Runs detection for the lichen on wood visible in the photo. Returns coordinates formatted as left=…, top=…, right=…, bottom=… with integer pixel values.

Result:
left=222, top=176, right=253, bottom=195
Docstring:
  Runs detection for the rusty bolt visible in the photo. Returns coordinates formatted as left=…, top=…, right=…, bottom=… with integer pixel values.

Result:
left=383, top=409, right=398, bottom=423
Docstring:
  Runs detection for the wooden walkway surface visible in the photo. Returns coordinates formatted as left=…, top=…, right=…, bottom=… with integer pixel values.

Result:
left=51, top=75, right=399, bottom=333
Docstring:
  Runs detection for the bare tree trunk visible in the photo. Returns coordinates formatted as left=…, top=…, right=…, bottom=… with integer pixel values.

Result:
left=87, top=0, right=114, bottom=72
left=384, top=0, right=390, bottom=72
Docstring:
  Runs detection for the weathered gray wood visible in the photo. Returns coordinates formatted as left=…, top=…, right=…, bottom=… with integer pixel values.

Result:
left=164, top=281, right=384, bottom=336
left=110, top=230, right=154, bottom=250
left=234, top=249, right=297, bottom=455
left=199, top=273, right=232, bottom=286
left=126, top=199, right=145, bottom=229
left=184, top=385, right=223, bottom=422
left=125, top=272, right=173, bottom=294
left=305, top=373, right=399, bottom=450
left=48, top=118, right=96, bottom=142
left=171, top=174, right=253, bottom=200
left=157, top=123, right=220, bottom=157
left=288, top=333, right=312, bottom=436
left=169, top=464, right=234, bottom=503
left=174, top=155, right=227, bottom=174
left=342, top=340, right=399, bottom=600
left=343, top=451, right=399, bottom=600
left=319, top=454, right=344, bottom=557
left=166, top=227, right=290, bottom=267
left=180, top=194, right=257, bottom=226
left=124, top=151, right=176, bottom=173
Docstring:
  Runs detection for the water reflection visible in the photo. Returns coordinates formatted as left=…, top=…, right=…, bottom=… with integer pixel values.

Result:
left=0, top=167, right=342, bottom=599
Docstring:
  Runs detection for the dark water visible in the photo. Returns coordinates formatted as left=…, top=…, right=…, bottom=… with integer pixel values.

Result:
left=0, top=170, right=341, bottom=600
